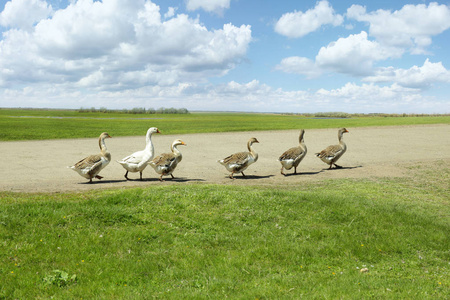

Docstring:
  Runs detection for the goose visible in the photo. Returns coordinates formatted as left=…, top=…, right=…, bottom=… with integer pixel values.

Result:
left=69, top=132, right=112, bottom=183
left=117, top=127, right=160, bottom=180
left=316, top=128, right=349, bottom=169
left=218, top=137, right=259, bottom=179
left=149, top=139, right=187, bottom=181
left=279, top=129, right=307, bottom=175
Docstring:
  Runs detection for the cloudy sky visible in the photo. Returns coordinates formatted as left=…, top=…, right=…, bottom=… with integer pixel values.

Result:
left=1, top=0, right=450, bottom=113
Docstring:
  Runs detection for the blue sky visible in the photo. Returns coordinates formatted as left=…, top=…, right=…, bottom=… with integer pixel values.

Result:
left=1, top=0, right=450, bottom=113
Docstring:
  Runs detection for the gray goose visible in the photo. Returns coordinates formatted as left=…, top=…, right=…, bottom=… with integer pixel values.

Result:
left=69, top=132, right=112, bottom=183
left=149, top=139, right=186, bottom=181
left=279, top=129, right=307, bottom=175
left=218, top=137, right=259, bottom=179
left=117, top=127, right=160, bottom=180
left=316, top=128, right=349, bottom=169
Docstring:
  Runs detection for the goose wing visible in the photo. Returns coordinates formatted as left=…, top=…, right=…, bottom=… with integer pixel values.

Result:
left=119, top=150, right=145, bottom=165
left=317, top=144, right=343, bottom=159
left=279, top=146, right=305, bottom=161
left=151, top=153, right=176, bottom=167
left=74, top=154, right=103, bottom=170
left=222, top=151, right=251, bottom=166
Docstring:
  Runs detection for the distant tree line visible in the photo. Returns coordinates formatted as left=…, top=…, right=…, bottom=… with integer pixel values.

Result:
left=280, top=112, right=449, bottom=118
left=78, top=107, right=189, bottom=114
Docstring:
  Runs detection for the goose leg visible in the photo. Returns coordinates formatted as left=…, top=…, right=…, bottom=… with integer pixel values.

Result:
left=229, top=173, right=235, bottom=179
left=124, top=171, right=129, bottom=180
left=281, top=167, right=285, bottom=176
left=241, top=172, right=246, bottom=177
left=139, top=171, right=143, bottom=181
left=170, top=174, right=175, bottom=179
left=95, top=175, right=103, bottom=180
left=159, top=174, right=164, bottom=181
left=294, top=166, right=297, bottom=174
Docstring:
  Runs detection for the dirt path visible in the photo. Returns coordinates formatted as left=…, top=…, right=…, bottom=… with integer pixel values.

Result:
left=1, top=124, right=449, bottom=193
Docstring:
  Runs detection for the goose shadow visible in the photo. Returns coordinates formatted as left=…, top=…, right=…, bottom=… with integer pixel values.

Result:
left=159, top=177, right=206, bottom=183
left=282, top=170, right=324, bottom=177
left=323, top=165, right=363, bottom=171
left=122, top=176, right=166, bottom=182
left=227, top=174, right=275, bottom=180
left=78, top=179, right=126, bottom=185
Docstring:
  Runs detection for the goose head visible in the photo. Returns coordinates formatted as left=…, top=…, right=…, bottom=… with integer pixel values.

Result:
left=172, top=139, right=187, bottom=148
left=147, top=127, right=161, bottom=135
left=100, top=132, right=112, bottom=139
left=248, top=137, right=259, bottom=145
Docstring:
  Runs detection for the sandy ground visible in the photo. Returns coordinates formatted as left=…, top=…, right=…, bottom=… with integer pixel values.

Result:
left=1, top=124, right=449, bottom=193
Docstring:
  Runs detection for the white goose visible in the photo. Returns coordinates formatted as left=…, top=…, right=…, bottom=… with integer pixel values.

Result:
left=149, top=139, right=187, bottom=181
left=117, top=127, right=160, bottom=180
left=69, top=132, right=112, bottom=183
left=218, top=137, right=259, bottom=179
left=316, top=128, right=349, bottom=169
left=279, top=129, right=307, bottom=175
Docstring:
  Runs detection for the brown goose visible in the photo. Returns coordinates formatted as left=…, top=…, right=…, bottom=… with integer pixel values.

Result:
left=279, top=129, right=307, bottom=175
left=69, top=132, right=112, bottom=183
left=316, top=128, right=349, bottom=169
left=149, top=139, right=186, bottom=181
left=218, top=137, right=259, bottom=179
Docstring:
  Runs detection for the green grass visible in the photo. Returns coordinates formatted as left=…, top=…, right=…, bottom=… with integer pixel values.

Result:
left=1, top=110, right=449, bottom=298
left=1, top=163, right=448, bottom=299
left=1, top=109, right=449, bottom=141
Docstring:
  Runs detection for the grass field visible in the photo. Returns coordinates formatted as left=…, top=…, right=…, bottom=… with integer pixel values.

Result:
left=1, top=161, right=449, bottom=299
left=1, top=108, right=449, bottom=141
left=0, top=109, right=449, bottom=298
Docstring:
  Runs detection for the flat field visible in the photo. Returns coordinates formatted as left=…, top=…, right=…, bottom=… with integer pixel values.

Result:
left=1, top=108, right=449, bottom=140
left=0, top=110, right=449, bottom=298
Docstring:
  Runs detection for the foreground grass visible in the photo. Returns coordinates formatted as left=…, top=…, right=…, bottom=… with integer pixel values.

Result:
left=1, top=109, right=449, bottom=141
left=1, top=164, right=448, bottom=298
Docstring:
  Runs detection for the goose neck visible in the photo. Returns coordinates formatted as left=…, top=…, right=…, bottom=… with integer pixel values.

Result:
left=172, top=144, right=181, bottom=156
left=145, top=133, right=154, bottom=152
left=338, top=134, right=346, bottom=149
left=99, top=136, right=108, bottom=154
left=299, top=131, right=305, bottom=145
left=247, top=141, right=258, bottom=159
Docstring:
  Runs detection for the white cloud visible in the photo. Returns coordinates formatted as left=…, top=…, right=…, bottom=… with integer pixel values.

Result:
left=276, top=31, right=403, bottom=78
left=275, top=0, right=343, bottom=38
left=186, top=0, right=230, bottom=15
left=0, top=0, right=252, bottom=91
left=363, top=59, right=450, bottom=88
left=316, top=31, right=403, bottom=76
left=275, top=56, right=321, bottom=78
left=313, top=82, right=445, bottom=113
left=2, top=79, right=447, bottom=114
left=0, top=0, right=52, bottom=30
left=347, top=2, right=450, bottom=54
left=164, top=7, right=177, bottom=19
